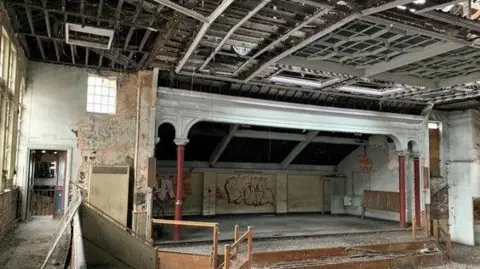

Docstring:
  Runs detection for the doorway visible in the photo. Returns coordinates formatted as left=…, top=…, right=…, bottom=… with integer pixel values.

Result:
left=27, top=149, right=67, bottom=217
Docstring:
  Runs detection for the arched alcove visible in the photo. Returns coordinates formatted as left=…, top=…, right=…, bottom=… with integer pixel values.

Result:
left=155, top=122, right=176, bottom=160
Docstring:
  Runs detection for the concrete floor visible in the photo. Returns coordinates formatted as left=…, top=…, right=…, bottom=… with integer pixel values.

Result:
left=0, top=216, right=61, bottom=269
left=156, top=214, right=401, bottom=243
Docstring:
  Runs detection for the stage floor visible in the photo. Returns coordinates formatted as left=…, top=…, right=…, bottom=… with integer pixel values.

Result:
left=155, top=214, right=402, bottom=244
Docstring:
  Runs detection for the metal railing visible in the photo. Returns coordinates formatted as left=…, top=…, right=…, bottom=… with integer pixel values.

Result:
left=152, top=219, right=220, bottom=269
left=219, top=225, right=253, bottom=269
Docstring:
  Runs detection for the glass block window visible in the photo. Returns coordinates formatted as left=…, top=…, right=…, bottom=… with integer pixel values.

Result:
left=87, top=75, right=117, bottom=114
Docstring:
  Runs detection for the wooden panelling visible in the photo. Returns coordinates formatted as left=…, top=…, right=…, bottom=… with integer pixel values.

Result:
left=158, top=251, right=211, bottom=269
left=363, top=190, right=399, bottom=212
left=429, top=128, right=441, bottom=177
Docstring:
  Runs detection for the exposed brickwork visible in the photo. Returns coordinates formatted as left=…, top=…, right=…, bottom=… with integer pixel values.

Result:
left=430, top=185, right=449, bottom=219
left=74, top=71, right=154, bottom=237
left=0, top=188, right=19, bottom=235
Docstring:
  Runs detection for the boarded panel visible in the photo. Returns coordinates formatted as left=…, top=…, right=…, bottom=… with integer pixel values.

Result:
left=363, top=190, right=399, bottom=212
left=215, top=173, right=275, bottom=214
left=80, top=204, right=157, bottom=269
left=152, top=172, right=203, bottom=217
left=158, top=251, right=211, bottom=269
left=89, top=165, right=129, bottom=226
left=429, top=128, right=441, bottom=177
left=287, top=175, right=323, bottom=213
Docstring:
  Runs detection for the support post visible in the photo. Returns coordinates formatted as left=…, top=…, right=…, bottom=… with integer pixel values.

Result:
left=173, top=138, right=188, bottom=240
left=398, top=154, right=406, bottom=228
left=413, top=156, right=421, bottom=227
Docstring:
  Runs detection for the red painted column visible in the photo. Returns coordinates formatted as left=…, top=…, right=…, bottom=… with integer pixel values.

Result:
left=413, top=156, right=421, bottom=227
left=173, top=143, right=185, bottom=240
left=398, top=154, right=406, bottom=228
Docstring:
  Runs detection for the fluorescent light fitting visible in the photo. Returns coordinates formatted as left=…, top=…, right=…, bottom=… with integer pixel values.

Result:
left=409, top=8, right=416, bottom=12
left=397, top=5, right=407, bottom=10
left=65, top=23, right=114, bottom=50
left=269, top=76, right=341, bottom=88
left=413, top=0, right=426, bottom=4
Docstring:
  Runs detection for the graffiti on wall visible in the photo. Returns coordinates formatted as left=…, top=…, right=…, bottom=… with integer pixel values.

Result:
left=221, top=174, right=274, bottom=207
left=152, top=173, right=192, bottom=216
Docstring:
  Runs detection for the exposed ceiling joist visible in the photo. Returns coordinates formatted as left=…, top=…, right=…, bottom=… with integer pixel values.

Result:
left=438, top=72, right=480, bottom=88
left=278, top=56, right=438, bottom=88
left=199, top=0, right=271, bottom=71
left=364, top=42, right=464, bottom=77
left=242, top=0, right=419, bottom=82
left=209, top=124, right=239, bottom=166
left=280, top=131, right=319, bottom=169
left=175, top=0, right=235, bottom=73
left=152, top=0, right=209, bottom=23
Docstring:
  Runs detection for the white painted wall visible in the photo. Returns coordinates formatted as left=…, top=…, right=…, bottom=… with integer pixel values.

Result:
left=337, top=135, right=416, bottom=222
left=18, top=62, right=88, bottom=218
left=447, top=111, right=476, bottom=245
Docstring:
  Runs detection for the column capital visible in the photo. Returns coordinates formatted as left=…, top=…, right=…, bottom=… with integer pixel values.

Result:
left=174, top=138, right=189, bottom=146
left=397, top=151, right=407, bottom=157
left=411, top=152, right=420, bottom=158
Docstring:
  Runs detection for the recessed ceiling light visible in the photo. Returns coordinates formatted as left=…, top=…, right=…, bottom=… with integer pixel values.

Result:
left=397, top=5, right=407, bottom=10
left=41, top=150, right=46, bottom=154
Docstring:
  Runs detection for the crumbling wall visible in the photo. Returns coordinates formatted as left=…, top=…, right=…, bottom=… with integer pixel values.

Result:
left=75, top=73, right=138, bottom=193
left=20, top=62, right=154, bottom=236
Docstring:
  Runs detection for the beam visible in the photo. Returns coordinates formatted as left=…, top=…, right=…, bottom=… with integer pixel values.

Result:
left=416, top=10, right=480, bottom=33
left=232, top=6, right=333, bottom=77
left=199, top=0, right=271, bottom=71
left=24, top=0, right=46, bottom=60
left=11, top=3, right=158, bottom=32
left=144, top=12, right=186, bottom=68
left=123, top=0, right=144, bottom=68
left=278, top=56, right=438, bottom=88
left=280, top=131, right=319, bottom=169
left=175, top=0, right=235, bottom=73
left=235, top=130, right=364, bottom=145
left=243, top=0, right=419, bottom=82
left=70, top=45, right=76, bottom=65
left=416, top=0, right=466, bottom=13
left=364, top=42, right=464, bottom=77
left=438, top=72, right=480, bottom=88
left=209, top=124, right=239, bottom=166
left=110, top=0, right=125, bottom=68
left=361, top=15, right=471, bottom=46
left=152, top=0, right=209, bottom=23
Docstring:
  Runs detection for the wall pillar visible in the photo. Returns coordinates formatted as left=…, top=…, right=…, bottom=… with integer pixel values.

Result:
left=173, top=138, right=188, bottom=240
left=202, top=172, right=216, bottom=216
left=398, top=153, right=406, bottom=228
left=275, top=173, right=287, bottom=214
left=413, top=155, right=421, bottom=227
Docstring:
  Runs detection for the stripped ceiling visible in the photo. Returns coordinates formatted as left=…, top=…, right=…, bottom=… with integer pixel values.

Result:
left=6, top=0, right=480, bottom=112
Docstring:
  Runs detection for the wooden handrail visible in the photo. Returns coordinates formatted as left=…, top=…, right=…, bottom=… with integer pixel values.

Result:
left=432, top=219, right=452, bottom=260
left=152, top=218, right=219, bottom=228
left=220, top=226, right=253, bottom=269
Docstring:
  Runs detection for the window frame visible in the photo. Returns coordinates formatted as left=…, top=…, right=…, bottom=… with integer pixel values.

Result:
left=86, top=74, right=117, bottom=115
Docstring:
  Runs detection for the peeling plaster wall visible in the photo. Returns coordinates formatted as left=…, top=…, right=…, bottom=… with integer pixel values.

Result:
left=337, top=135, right=416, bottom=222
left=447, top=110, right=476, bottom=245
left=19, top=63, right=154, bottom=236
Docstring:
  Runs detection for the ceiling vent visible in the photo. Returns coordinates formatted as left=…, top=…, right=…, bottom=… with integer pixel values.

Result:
left=65, top=23, right=114, bottom=50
